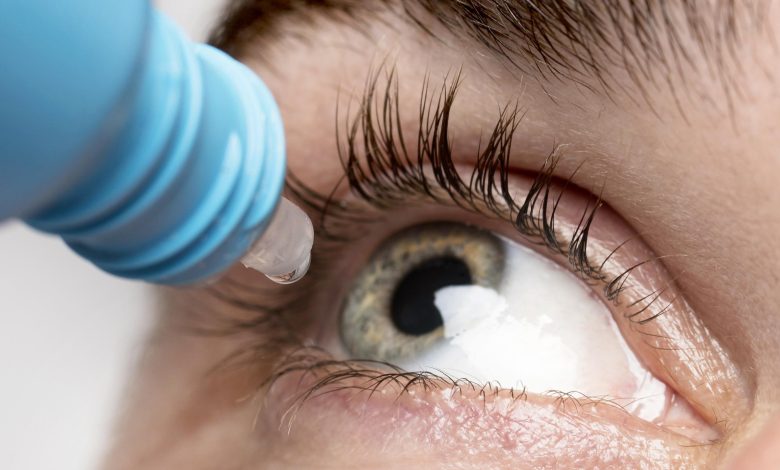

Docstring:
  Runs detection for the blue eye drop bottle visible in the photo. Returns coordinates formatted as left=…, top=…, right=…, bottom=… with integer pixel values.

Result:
left=0, top=0, right=313, bottom=285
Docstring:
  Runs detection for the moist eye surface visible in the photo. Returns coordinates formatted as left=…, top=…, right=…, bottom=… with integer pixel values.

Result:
left=335, top=219, right=713, bottom=434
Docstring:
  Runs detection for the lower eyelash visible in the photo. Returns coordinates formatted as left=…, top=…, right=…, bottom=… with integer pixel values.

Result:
left=255, top=345, right=645, bottom=422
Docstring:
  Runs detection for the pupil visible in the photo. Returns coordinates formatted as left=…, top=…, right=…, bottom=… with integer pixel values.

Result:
left=390, top=256, right=473, bottom=336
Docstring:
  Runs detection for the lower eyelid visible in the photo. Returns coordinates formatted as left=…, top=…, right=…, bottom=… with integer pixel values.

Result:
left=258, top=350, right=712, bottom=468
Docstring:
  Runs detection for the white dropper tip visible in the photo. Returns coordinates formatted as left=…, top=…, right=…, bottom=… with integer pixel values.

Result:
left=240, top=197, right=314, bottom=284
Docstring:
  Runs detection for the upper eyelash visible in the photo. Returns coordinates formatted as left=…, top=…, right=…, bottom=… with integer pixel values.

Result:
left=289, top=66, right=611, bottom=283
left=287, top=65, right=682, bottom=326
left=207, top=64, right=670, bottom=337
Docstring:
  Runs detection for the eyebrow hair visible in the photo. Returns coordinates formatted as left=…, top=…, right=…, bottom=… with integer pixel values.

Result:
left=209, top=0, right=770, bottom=103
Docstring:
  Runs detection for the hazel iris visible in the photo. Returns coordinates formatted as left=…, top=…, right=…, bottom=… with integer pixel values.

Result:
left=340, top=222, right=504, bottom=362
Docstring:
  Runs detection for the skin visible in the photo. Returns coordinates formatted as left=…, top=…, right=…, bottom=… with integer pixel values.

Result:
left=105, top=2, right=780, bottom=468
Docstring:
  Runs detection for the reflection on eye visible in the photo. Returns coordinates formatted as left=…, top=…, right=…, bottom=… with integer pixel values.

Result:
left=340, top=221, right=695, bottom=426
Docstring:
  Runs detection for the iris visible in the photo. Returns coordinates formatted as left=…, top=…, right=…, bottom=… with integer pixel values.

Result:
left=340, top=222, right=504, bottom=361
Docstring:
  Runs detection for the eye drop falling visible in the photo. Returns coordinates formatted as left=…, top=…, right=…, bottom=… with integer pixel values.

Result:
left=241, top=198, right=314, bottom=284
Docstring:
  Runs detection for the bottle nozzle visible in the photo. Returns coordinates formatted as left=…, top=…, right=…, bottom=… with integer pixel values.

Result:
left=241, top=197, right=314, bottom=284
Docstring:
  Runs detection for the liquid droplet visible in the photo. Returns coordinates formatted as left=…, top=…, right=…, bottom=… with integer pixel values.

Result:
left=265, top=253, right=311, bottom=285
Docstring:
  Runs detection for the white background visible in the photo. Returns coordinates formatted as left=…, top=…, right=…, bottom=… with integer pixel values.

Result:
left=0, top=1, right=227, bottom=469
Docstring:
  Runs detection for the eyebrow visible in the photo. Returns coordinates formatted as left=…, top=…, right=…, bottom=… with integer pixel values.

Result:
left=209, top=0, right=768, bottom=102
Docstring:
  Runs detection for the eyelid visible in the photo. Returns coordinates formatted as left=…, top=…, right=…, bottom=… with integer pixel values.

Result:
left=260, top=349, right=711, bottom=469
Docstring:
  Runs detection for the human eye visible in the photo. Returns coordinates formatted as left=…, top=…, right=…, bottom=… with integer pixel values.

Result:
left=214, top=71, right=749, bottom=468
left=340, top=219, right=683, bottom=419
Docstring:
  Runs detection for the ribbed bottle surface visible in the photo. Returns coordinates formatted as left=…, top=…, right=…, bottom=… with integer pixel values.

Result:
left=26, top=10, right=286, bottom=285
left=0, top=0, right=149, bottom=219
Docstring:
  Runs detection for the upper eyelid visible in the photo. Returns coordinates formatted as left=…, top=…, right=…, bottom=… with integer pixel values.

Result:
left=284, top=66, right=717, bottom=341
left=288, top=68, right=632, bottom=295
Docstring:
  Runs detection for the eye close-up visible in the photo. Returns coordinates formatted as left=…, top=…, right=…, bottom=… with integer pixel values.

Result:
left=337, top=220, right=711, bottom=437
left=258, top=138, right=743, bottom=468
left=11, top=1, right=777, bottom=470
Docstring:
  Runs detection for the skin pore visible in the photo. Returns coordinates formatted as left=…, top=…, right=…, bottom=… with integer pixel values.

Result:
left=105, top=1, right=780, bottom=469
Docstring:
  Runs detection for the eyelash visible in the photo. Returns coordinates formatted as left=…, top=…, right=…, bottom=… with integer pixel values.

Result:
left=290, top=67, right=625, bottom=287
left=202, top=66, right=665, bottom=409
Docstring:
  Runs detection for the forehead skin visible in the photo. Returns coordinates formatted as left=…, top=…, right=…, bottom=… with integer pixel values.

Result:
left=105, top=1, right=780, bottom=469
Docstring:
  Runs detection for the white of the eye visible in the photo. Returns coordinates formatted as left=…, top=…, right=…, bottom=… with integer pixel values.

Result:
left=396, top=237, right=670, bottom=422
